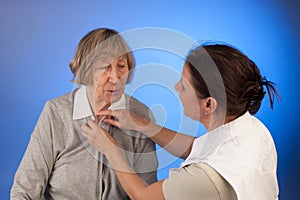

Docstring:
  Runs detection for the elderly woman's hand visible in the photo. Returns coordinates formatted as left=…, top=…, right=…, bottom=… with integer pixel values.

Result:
left=96, top=109, right=151, bottom=132
left=81, top=119, right=118, bottom=155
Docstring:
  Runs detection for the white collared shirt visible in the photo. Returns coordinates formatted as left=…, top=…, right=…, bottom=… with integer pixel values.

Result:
left=180, top=112, right=279, bottom=200
left=72, top=85, right=126, bottom=121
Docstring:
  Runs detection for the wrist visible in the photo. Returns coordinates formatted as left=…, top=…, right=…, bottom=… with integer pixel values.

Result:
left=105, top=147, right=134, bottom=173
left=105, top=145, right=122, bottom=163
left=138, top=122, right=162, bottom=138
left=134, top=117, right=151, bottom=132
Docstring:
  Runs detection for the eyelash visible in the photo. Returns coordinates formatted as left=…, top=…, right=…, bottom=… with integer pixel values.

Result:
left=98, top=64, right=126, bottom=70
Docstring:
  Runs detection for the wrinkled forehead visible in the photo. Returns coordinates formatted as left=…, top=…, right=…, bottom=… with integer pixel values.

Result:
left=88, top=35, right=130, bottom=62
left=115, top=55, right=128, bottom=62
left=94, top=53, right=128, bottom=66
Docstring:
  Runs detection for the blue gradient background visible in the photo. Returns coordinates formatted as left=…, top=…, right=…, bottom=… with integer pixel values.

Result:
left=1, top=0, right=299, bottom=199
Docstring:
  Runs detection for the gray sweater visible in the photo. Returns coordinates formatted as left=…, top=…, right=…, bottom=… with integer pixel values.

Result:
left=11, top=88, right=158, bottom=199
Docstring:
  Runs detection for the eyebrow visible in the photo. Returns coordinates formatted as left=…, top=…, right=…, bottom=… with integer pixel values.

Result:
left=117, top=58, right=127, bottom=62
left=97, top=64, right=110, bottom=69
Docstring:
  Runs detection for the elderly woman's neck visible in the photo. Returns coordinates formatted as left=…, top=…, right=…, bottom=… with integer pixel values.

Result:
left=86, top=87, right=110, bottom=115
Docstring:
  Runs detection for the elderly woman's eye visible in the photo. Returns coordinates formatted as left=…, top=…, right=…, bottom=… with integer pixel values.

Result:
left=118, top=64, right=126, bottom=69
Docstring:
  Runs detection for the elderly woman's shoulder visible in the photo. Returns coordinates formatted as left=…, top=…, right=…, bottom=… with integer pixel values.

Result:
left=125, top=94, right=147, bottom=109
left=125, top=94, right=153, bottom=119
left=44, top=90, right=75, bottom=111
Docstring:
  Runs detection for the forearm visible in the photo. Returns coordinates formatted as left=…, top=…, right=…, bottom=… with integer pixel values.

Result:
left=106, top=148, right=156, bottom=200
left=98, top=110, right=194, bottom=158
left=138, top=123, right=195, bottom=159
left=81, top=119, right=165, bottom=200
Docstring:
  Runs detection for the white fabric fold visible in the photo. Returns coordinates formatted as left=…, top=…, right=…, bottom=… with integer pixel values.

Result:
left=178, top=112, right=279, bottom=200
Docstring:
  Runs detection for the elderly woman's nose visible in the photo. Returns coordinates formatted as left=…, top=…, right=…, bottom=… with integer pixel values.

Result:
left=108, top=66, right=119, bottom=83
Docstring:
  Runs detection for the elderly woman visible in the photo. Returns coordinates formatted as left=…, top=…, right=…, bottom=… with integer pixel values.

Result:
left=81, top=43, right=280, bottom=200
left=11, top=28, right=158, bottom=199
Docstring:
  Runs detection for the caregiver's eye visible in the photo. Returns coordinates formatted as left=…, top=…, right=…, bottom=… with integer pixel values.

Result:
left=180, top=79, right=185, bottom=90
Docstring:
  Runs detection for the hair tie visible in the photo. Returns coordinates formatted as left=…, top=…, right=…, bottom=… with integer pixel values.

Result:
left=259, top=76, right=280, bottom=110
left=261, top=76, right=269, bottom=87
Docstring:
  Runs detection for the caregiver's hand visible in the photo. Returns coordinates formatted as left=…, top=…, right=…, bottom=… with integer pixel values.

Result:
left=81, top=119, right=117, bottom=155
left=96, top=109, right=151, bottom=132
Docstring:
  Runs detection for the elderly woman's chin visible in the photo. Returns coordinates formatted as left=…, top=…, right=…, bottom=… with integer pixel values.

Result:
left=104, top=90, right=123, bottom=104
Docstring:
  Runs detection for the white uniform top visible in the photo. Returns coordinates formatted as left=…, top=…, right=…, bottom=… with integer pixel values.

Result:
left=180, top=112, right=279, bottom=200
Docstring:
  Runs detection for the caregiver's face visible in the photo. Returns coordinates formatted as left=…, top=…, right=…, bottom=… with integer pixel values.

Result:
left=175, top=63, right=201, bottom=121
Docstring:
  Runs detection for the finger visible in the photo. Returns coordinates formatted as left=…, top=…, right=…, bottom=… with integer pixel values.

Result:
left=103, top=118, right=121, bottom=128
left=87, top=119, right=99, bottom=130
left=99, top=109, right=127, bottom=116
left=81, top=130, right=93, bottom=142
left=86, top=119, right=111, bottom=139
left=81, top=123, right=92, bottom=133
left=96, top=110, right=115, bottom=118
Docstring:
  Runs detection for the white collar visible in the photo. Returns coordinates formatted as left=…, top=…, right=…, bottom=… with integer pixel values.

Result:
left=72, top=85, right=126, bottom=120
left=179, top=111, right=279, bottom=199
left=181, top=111, right=251, bottom=166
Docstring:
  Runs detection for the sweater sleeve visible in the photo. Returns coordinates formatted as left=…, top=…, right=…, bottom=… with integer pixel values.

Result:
left=132, top=109, right=158, bottom=184
left=11, top=101, right=57, bottom=199
left=133, top=135, right=158, bottom=184
left=126, top=95, right=158, bottom=184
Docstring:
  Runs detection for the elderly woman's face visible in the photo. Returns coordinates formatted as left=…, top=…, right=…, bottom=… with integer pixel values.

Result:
left=91, top=55, right=129, bottom=107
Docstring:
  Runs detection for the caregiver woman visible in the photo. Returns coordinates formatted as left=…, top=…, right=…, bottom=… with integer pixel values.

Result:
left=81, top=43, right=280, bottom=200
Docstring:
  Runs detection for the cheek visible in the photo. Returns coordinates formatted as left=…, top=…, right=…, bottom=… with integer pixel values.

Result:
left=119, top=71, right=129, bottom=83
left=179, top=92, right=189, bottom=108
left=93, top=73, right=109, bottom=97
left=93, top=71, right=108, bottom=85
left=182, top=99, right=194, bottom=117
left=181, top=91, right=199, bottom=116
